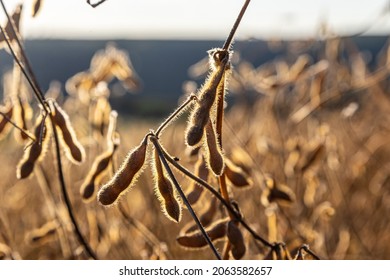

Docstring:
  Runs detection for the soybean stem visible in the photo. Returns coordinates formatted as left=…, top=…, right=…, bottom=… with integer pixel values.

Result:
left=155, top=138, right=273, bottom=248
left=0, top=111, right=35, bottom=142
left=151, top=136, right=222, bottom=260
left=222, top=0, right=252, bottom=51
left=0, top=0, right=45, bottom=103
left=155, top=94, right=196, bottom=138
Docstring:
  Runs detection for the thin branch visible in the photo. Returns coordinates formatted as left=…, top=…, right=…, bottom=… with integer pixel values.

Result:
left=223, top=0, right=252, bottom=50
left=0, top=0, right=45, bottom=101
left=87, top=0, right=108, bottom=8
left=301, top=244, right=321, bottom=260
left=155, top=94, right=196, bottom=138
left=0, top=24, right=47, bottom=111
left=0, top=111, right=35, bottom=142
left=150, top=136, right=222, bottom=260
left=155, top=138, right=273, bottom=248
left=49, top=116, right=98, bottom=260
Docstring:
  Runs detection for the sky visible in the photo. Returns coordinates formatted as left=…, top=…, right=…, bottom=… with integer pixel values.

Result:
left=2, top=0, right=390, bottom=40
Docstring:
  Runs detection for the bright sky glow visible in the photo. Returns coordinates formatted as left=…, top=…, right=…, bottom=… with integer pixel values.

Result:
left=3, top=0, right=390, bottom=39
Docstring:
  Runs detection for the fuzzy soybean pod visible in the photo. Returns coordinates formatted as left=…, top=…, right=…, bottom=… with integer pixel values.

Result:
left=51, top=101, right=85, bottom=164
left=204, top=119, right=224, bottom=176
left=13, top=96, right=33, bottom=142
left=81, top=111, right=119, bottom=202
left=176, top=218, right=228, bottom=249
left=227, top=220, right=246, bottom=259
left=152, top=148, right=182, bottom=223
left=98, top=136, right=148, bottom=206
left=80, top=149, right=113, bottom=202
left=185, top=49, right=230, bottom=147
left=25, top=220, right=59, bottom=245
left=225, top=158, right=252, bottom=188
left=16, top=113, right=50, bottom=179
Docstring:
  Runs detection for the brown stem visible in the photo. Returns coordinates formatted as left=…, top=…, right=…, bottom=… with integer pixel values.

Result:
left=222, top=0, right=252, bottom=51
left=157, top=140, right=273, bottom=248
left=155, top=94, right=196, bottom=138
left=151, top=136, right=222, bottom=260
left=34, top=164, right=72, bottom=259
left=0, top=24, right=47, bottom=111
left=49, top=115, right=98, bottom=260
left=0, top=0, right=46, bottom=103
left=301, top=244, right=321, bottom=260
left=0, top=111, right=35, bottom=142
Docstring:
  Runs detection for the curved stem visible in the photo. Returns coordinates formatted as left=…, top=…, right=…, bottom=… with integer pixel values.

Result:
left=50, top=117, right=98, bottom=260
left=150, top=136, right=222, bottom=260
left=156, top=139, right=272, bottom=248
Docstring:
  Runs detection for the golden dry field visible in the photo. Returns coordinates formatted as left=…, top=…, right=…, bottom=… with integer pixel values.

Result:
left=1, top=0, right=390, bottom=260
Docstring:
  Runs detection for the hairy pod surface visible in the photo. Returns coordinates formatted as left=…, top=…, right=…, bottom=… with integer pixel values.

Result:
left=153, top=149, right=182, bottom=223
left=82, top=110, right=119, bottom=202
left=98, top=136, right=148, bottom=206
left=51, top=101, right=85, bottom=164
left=185, top=49, right=230, bottom=147
left=204, top=120, right=224, bottom=176
left=81, top=149, right=113, bottom=202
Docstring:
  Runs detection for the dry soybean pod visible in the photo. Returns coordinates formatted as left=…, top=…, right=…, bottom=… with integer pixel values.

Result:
left=224, top=158, right=252, bottom=188
left=177, top=218, right=228, bottom=249
left=97, top=135, right=148, bottom=206
left=50, top=100, right=85, bottom=164
left=185, top=49, right=229, bottom=146
left=227, top=220, right=246, bottom=259
left=13, top=96, right=32, bottom=142
left=16, top=112, right=50, bottom=179
left=152, top=148, right=182, bottom=223
left=204, top=119, right=224, bottom=176
left=80, top=149, right=113, bottom=202
left=186, top=153, right=208, bottom=205
left=25, top=220, right=59, bottom=245
left=81, top=110, right=119, bottom=202
left=184, top=196, right=218, bottom=233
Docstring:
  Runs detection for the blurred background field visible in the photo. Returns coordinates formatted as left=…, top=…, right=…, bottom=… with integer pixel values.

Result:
left=0, top=0, right=390, bottom=260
